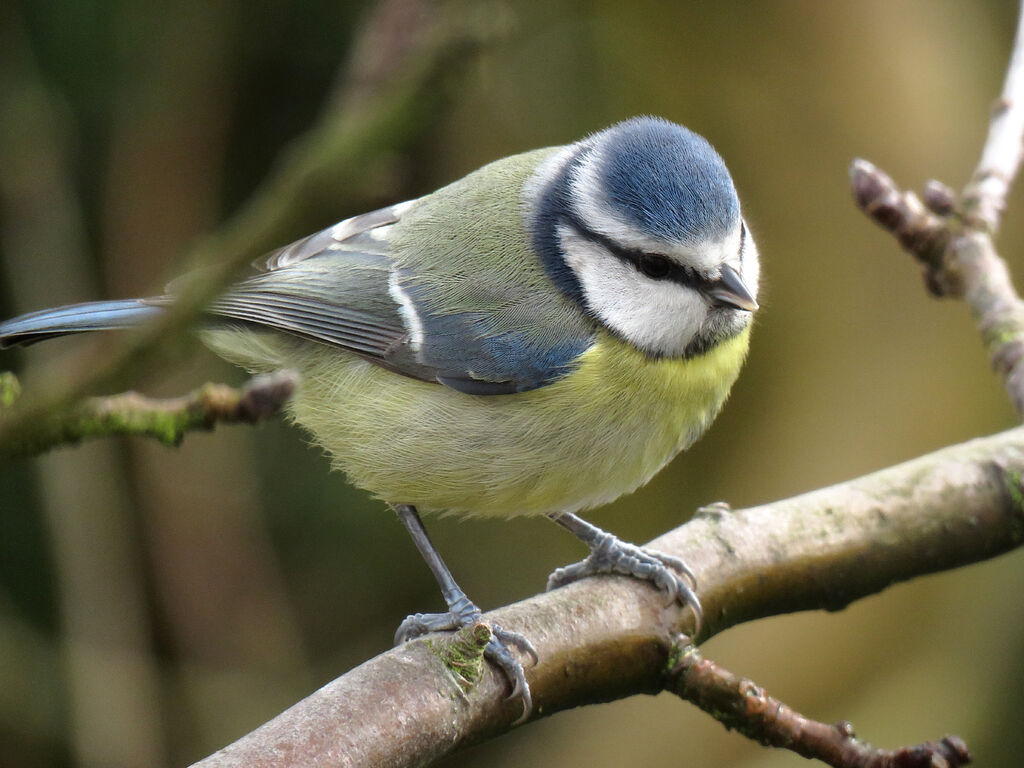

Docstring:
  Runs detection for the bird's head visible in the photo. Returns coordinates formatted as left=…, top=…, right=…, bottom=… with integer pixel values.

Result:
left=529, top=116, right=759, bottom=358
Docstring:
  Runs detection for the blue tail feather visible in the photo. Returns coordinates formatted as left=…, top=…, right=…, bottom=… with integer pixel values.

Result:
left=0, top=300, right=164, bottom=349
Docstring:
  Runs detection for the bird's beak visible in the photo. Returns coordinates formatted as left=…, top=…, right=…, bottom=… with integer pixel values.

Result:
left=709, top=264, right=758, bottom=311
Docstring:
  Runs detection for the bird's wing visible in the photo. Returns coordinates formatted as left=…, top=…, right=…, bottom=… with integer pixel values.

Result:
left=209, top=200, right=595, bottom=395
left=258, top=203, right=409, bottom=271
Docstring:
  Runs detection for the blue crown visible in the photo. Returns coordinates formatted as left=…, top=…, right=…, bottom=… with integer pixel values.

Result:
left=598, top=116, right=739, bottom=246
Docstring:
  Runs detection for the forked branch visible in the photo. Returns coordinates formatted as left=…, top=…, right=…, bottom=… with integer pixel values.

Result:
left=852, top=0, right=1024, bottom=417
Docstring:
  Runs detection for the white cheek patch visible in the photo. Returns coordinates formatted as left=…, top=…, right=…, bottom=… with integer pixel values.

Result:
left=557, top=225, right=706, bottom=357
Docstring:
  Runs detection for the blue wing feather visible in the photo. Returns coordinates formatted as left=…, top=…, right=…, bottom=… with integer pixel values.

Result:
left=0, top=300, right=162, bottom=348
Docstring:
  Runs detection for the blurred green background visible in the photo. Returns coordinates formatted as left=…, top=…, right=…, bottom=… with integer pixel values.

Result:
left=2, top=0, right=1023, bottom=766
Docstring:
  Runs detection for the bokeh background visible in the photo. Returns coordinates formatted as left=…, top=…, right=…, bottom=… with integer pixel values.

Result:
left=1, top=0, right=1023, bottom=766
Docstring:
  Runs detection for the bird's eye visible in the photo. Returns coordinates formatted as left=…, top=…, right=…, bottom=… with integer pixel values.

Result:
left=638, top=253, right=672, bottom=280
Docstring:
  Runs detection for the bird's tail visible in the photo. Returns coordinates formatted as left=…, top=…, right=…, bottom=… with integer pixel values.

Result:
left=0, top=300, right=164, bottom=349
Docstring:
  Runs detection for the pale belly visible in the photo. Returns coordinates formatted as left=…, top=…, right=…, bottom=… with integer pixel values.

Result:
left=205, top=328, right=749, bottom=517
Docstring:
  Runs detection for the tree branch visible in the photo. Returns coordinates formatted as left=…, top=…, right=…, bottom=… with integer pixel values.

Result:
left=666, top=646, right=971, bottom=768
left=190, top=427, right=1024, bottom=768
left=962, top=0, right=1024, bottom=234
left=851, top=161, right=1024, bottom=416
left=0, top=370, right=297, bottom=459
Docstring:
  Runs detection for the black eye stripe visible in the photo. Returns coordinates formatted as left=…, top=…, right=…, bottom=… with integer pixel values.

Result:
left=560, top=214, right=712, bottom=289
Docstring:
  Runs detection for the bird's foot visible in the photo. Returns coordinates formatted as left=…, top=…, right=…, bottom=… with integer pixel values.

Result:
left=547, top=531, right=703, bottom=635
left=395, top=597, right=538, bottom=721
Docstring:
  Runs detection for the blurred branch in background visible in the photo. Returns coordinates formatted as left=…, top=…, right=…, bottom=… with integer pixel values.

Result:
left=192, top=427, right=1024, bottom=768
left=0, top=10, right=168, bottom=767
left=0, top=1, right=510, bottom=766
left=0, top=0, right=511, bottom=453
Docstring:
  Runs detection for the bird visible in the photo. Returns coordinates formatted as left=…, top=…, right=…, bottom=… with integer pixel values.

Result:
left=0, top=115, right=759, bottom=719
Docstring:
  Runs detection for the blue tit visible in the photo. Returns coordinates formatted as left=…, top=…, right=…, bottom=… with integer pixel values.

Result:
left=0, top=116, right=759, bottom=716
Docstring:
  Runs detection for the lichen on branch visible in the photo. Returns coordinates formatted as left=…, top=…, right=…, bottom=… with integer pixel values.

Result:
left=0, top=370, right=297, bottom=460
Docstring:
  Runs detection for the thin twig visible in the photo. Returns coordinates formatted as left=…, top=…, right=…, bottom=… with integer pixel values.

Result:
left=189, top=427, right=1024, bottom=768
left=849, top=161, right=956, bottom=295
left=0, top=370, right=297, bottom=459
left=962, top=0, right=1024, bottom=233
left=852, top=0, right=1024, bottom=417
left=666, top=644, right=971, bottom=768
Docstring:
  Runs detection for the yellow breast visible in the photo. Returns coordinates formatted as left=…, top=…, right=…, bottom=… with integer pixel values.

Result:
left=244, top=325, right=752, bottom=518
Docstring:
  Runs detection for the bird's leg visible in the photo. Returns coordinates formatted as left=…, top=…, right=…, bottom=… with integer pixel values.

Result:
left=546, top=511, right=703, bottom=636
left=392, top=504, right=537, bottom=716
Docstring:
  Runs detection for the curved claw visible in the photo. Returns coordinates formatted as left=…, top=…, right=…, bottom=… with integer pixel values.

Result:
left=493, top=623, right=539, bottom=667
left=645, top=548, right=698, bottom=590
left=484, top=634, right=533, bottom=724
left=676, top=582, right=704, bottom=637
